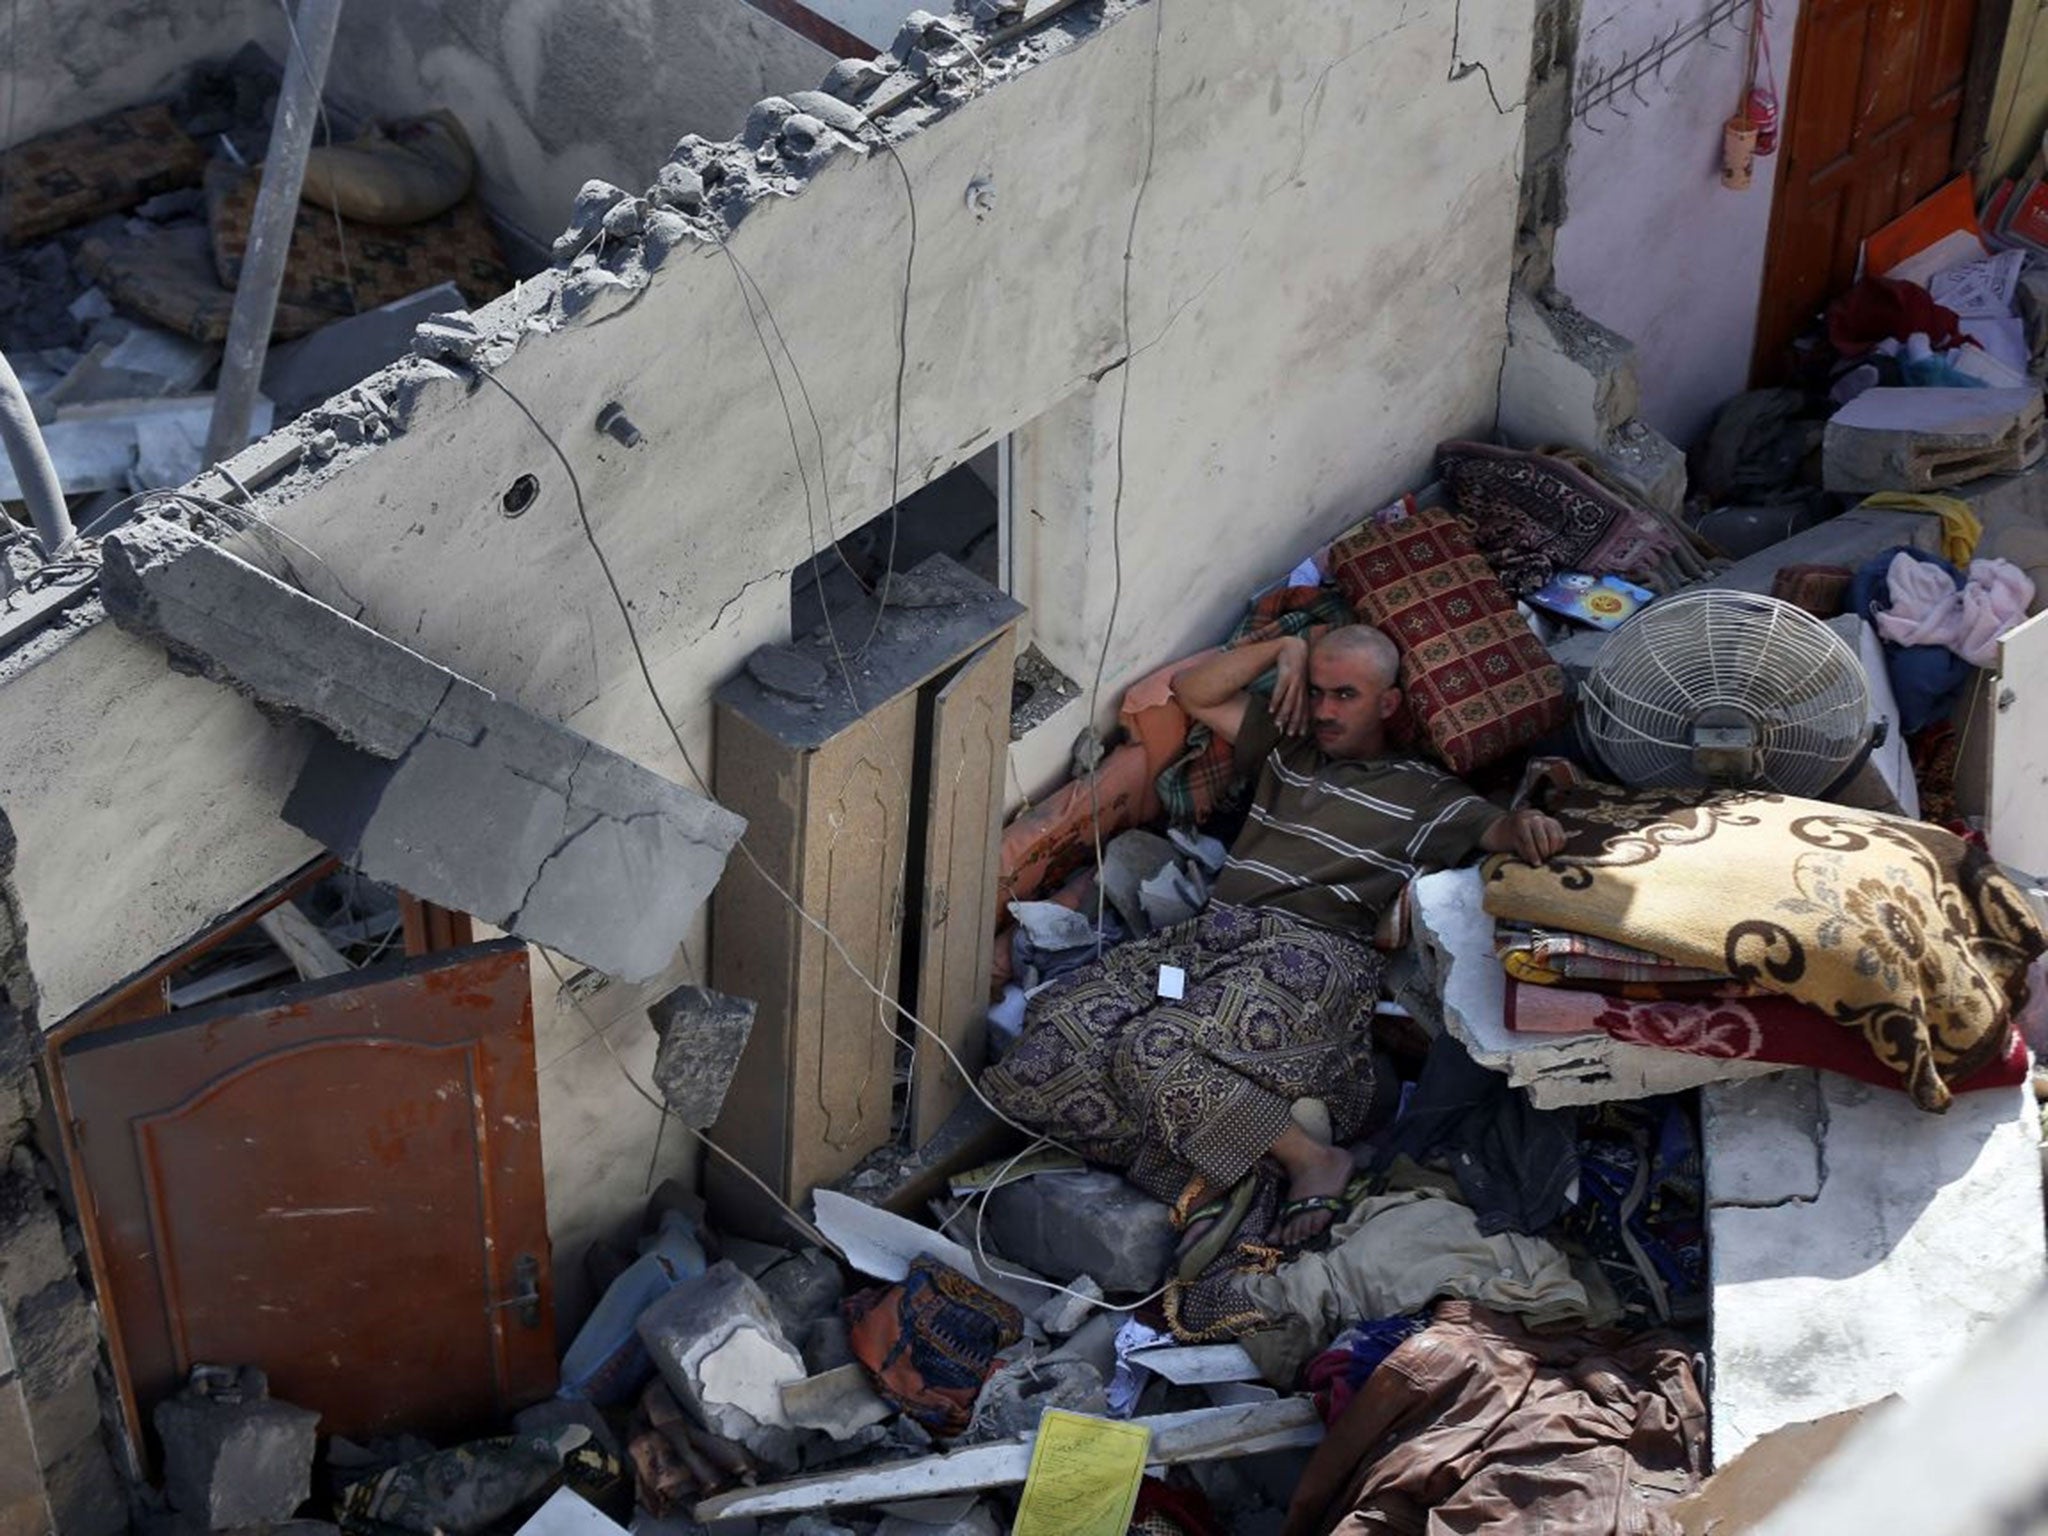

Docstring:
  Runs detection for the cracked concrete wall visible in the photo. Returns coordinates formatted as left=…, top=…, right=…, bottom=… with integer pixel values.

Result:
left=1552, top=0, right=1804, bottom=448
left=0, top=0, right=1529, bottom=1315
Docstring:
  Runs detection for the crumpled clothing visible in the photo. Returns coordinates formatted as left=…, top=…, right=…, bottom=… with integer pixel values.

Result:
left=1827, top=276, right=1971, bottom=357
left=1238, top=1187, right=1604, bottom=1387
left=1369, top=1028, right=1579, bottom=1237
left=1280, top=1302, right=1706, bottom=1536
left=1859, top=490, right=1982, bottom=564
left=1305, top=1314, right=1429, bottom=1426
left=1851, top=546, right=1975, bottom=731
left=1872, top=549, right=2034, bottom=666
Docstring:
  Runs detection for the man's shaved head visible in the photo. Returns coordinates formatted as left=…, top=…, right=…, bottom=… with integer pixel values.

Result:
left=1314, top=625, right=1400, bottom=689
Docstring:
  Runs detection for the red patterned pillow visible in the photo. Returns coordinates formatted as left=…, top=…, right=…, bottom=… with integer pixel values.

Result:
left=1326, top=495, right=1569, bottom=775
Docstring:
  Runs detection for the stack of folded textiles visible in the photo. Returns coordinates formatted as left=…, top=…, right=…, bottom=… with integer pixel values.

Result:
left=1496, top=921, right=2024, bottom=1094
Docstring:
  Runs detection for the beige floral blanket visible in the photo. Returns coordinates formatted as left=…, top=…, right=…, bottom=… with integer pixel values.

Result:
left=1482, top=781, right=2045, bottom=1110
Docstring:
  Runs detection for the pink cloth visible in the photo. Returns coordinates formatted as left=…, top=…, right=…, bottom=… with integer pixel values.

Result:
left=1874, top=552, right=2035, bottom=666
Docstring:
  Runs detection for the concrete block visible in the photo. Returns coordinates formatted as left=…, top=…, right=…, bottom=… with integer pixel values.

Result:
left=1704, top=1072, right=2045, bottom=1465
left=647, top=985, right=756, bottom=1128
left=981, top=1170, right=1177, bottom=1293
left=0, top=1150, right=71, bottom=1309
left=638, top=1261, right=806, bottom=1454
left=1410, top=869, right=1779, bottom=1108
left=780, top=1364, right=892, bottom=1437
left=754, top=1247, right=845, bottom=1340
left=1702, top=1070, right=1824, bottom=1208
left=1035, top=1273, right=1102, bottom=1338
left=1498, top=290, right=1640, bottom=455
left=155, top=1377, right=318, bottom=1528
left=262, top=281, right=465, bottom=420
left=1596, top=418, right=1687, bottom=520
left=1824, top=387, right=2048, bottom=493
left=100, top=513, right=745, bottom=982
left=9, top=1282, right=95, bottom=1403
left=958, top=1357, right=1106, bottom=1444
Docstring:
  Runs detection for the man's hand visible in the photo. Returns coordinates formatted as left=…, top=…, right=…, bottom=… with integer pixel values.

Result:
left=1270, top=635, right=1310, bottom=735
left=1482, top=807, right=1566, bottom=865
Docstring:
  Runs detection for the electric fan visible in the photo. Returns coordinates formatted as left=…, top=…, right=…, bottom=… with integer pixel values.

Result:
left=1577, top=592, right=1875, bottom=796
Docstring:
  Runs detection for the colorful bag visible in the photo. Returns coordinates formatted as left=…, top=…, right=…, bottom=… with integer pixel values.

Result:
left=845, top=1256, right=1023, bottom=1436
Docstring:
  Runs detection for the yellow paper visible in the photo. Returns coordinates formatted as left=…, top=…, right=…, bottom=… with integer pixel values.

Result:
left=1011, top=1409, right=1151, bottom=1536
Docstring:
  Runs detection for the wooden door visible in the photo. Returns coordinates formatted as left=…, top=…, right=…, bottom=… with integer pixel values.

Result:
left=58, top=941, right=554, bottom=1444
left=910, top=634, right=1015, bottom=1142
left=1753, top=0, right=1983, bottom=376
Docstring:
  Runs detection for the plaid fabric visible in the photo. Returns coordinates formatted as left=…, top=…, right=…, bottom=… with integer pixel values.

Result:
left=1, top=105, right=203, bottom=245
left=1495, top=924, right=1731, bottom=985
left=206, top=160, right=513, bottom=315
left=845, top=1256, right=1022, bottom=1436
left=1328, top=496, right=1570, bottom=776
left=1152, top=585, right=1357, bottom=826
left=1769, top=562, right=1855, bottom=618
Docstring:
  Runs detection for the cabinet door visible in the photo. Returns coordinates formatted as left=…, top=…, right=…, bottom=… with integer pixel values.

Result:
left=1990, top=609, right=2048, bottom=875
left=59, top=940, right=553, bottom=1442
left=912, top=634, right=1015, bottom=1141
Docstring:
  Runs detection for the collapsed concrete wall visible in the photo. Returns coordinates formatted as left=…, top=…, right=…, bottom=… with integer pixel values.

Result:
left=0, top=0, right=1531, bottom=1305
left=1552, top=0, right=1804, bottom=447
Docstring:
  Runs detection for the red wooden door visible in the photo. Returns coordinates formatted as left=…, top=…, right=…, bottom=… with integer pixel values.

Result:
left=58, top=941, right=555, bottom=1443
left=1753, top=0, right=1983, bottom=376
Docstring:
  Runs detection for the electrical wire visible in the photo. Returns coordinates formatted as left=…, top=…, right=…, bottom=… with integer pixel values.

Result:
left=1084, top=0, right=1165, bottom=949
left=853, top=130, right=920, bottom=657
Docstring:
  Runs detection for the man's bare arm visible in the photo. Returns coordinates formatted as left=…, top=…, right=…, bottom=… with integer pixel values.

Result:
left=1172, top=635, right=1308, bottom=743
left=1480, top=807, right=1566, bottom=865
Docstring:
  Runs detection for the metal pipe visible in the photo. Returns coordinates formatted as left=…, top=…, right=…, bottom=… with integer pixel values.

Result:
left=202, top=0, right=345, bottom=469
left=0, top=346, right=74, bottom=555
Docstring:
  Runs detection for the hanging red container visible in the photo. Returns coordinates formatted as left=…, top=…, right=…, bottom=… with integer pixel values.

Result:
left=1747, top=86, right=1780, bottom=156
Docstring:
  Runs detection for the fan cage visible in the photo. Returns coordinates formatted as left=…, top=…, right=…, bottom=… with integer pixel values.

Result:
left=1579, top=592, right=1871, bottom=796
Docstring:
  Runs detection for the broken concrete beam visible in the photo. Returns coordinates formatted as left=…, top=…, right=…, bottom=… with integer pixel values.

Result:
left=1823, top=387, right=2048, bottom=493
left=638, top=1260, right=807, bottom=1456
left=647, top=984, right=755, bottom=1128
left=1703, top=1072, right=2045, bottom=1466
left=1497, top=290, right=1641, bottom=456
left=100, top=513, right=459, bottom=757
left=695, top=1399, right=1323, bottom=1521
left=155, top=1371, right=320, bottom=1529
left=100, top=513, right=745, bottom=982
left=980, top=1169, right=1179, bottom=1294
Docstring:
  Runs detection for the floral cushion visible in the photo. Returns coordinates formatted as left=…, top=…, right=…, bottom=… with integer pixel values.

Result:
left=1326, top=495, right=1569, bottom=776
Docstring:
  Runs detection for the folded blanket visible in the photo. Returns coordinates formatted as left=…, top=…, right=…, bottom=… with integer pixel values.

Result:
left=1494, top=923, right=1730, bottom=986
left=1504, top=978, right=2030, bottom=1094
left=1482, top=781, right=2044, bottom=1110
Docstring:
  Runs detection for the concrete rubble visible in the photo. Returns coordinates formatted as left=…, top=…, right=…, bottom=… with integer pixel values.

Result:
left=154, top=1368, right=319, bottom=1530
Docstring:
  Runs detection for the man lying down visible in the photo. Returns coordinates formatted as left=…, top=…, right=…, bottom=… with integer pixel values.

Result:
left=981, top=624, right=1563, bottom=1252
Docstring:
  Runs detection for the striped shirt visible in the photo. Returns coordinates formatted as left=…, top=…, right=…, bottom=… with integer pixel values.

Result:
left=1208, top=695, right=1500, bottom=937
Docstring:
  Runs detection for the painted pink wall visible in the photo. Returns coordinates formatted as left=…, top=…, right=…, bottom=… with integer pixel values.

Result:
left=1554, top=0, right=1803, bottom=449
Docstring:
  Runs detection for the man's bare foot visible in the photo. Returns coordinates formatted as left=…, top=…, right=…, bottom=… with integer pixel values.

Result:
left=1271, top=1124, right=1358, bottom=1246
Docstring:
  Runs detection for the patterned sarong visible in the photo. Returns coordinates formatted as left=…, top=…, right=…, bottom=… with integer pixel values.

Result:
left=980, top=905, right=1387, bottom=1202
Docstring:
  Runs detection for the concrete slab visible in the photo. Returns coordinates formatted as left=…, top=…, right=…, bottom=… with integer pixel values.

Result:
left=1409, top=868, right=1780, bottom=1109
left=102, top=513, right=745, bottom=982
left=1703, top=1071, right=2045, bottom=1466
